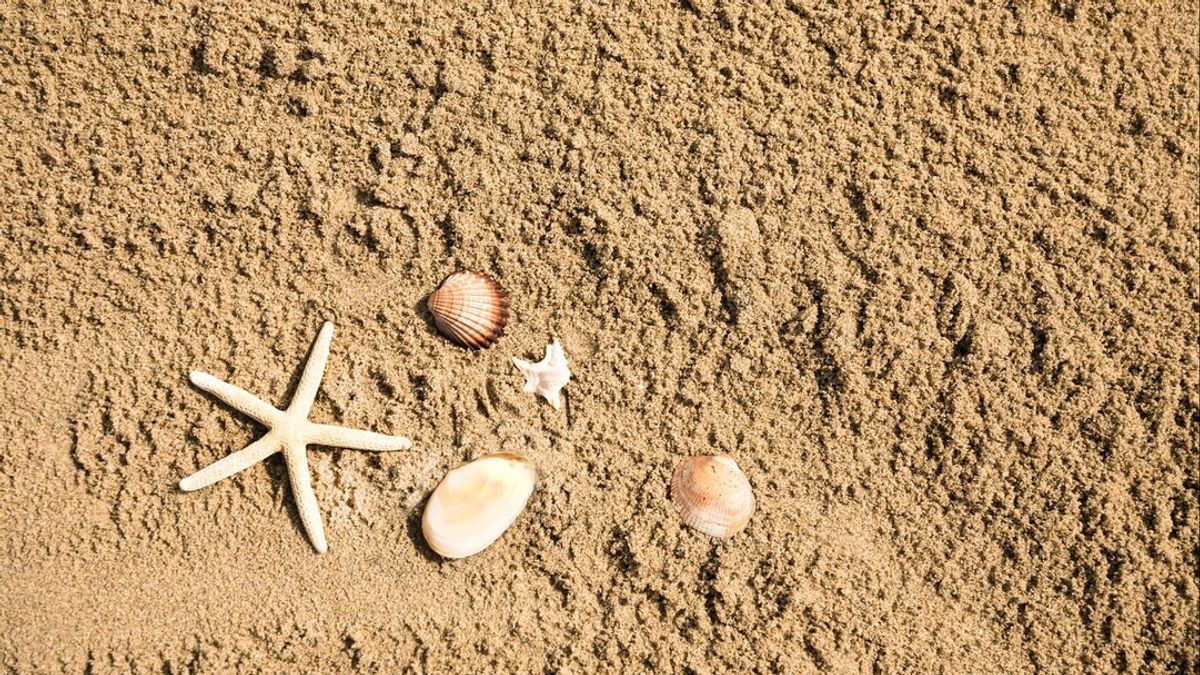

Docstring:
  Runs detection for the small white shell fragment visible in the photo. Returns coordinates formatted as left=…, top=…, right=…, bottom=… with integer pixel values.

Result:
left=670, top=454, right=755, bottom=539
left=422, top=453, right=536, bottom=559
left=512, top=339, right=571, bottom=409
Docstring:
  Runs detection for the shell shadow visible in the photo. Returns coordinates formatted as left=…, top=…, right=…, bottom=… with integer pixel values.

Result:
left=411, top=294, right=442, bottom=342
left=405, top=492, right=443, bottom=562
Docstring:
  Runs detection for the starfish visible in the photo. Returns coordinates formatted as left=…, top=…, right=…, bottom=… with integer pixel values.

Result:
left=179, top=321, right=411, bottom=553
left=512, top=339, right=572, bottom=410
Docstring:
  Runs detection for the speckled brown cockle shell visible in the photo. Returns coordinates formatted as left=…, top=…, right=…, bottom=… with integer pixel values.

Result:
left=427, top=270, right=510, bottom=349
left=671, top=454, right=755, bottom=539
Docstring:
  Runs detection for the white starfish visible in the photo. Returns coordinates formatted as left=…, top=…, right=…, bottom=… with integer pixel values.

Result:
left=512, top=339, right=572, bottom=410
left=180, top=321, right=411, bottom=553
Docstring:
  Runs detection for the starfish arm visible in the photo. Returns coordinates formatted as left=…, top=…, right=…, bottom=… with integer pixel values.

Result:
left=305, top=423, right=412, bottom=451
left=179, top=434, right=281, bottom=492
left=190, top=371, right=283, bottom=426
left=545, top=389, right=562, bottom=410
left=283, top=441, right=327, bottom=553
left=287, top=321, right=334, bottom=418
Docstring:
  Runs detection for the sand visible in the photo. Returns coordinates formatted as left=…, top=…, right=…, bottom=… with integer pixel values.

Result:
left=1, top=1, right=1197, bottom=672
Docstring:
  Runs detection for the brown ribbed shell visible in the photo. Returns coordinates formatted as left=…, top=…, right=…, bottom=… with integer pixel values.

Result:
left=670, top=455, right=755, bottom=539
left=427, top=271, right=510, bottom=349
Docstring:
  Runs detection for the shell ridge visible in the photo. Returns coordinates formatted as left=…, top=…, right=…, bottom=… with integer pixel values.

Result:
left=427, top=270, right=509, bottom=350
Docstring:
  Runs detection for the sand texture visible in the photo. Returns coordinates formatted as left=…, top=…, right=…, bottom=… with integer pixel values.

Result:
left=1, top=1, right=1198, bottom=672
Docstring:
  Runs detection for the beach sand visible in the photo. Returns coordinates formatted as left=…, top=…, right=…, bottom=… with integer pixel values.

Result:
left=1, top=1, right=1197, bottom=671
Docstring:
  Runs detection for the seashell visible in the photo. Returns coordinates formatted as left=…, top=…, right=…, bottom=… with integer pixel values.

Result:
left=512, top=339, right=571, bottom=410
left=670, top=454, right=755, bottom=539
left=427, top=270, right=509, bottom=349
left=422, top=452, right=536, bottom=559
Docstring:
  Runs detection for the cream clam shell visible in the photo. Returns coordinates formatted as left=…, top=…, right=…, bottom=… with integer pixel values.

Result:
left=422, top=453, right=536, bottom=559
left=427, top=270, right=509, bottom=350
left=670, top=454, right=755, bottom=539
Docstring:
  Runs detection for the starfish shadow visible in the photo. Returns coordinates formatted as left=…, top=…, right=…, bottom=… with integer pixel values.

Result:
left=404, top=492, right=442, bottom=563
left=183, top=375, right=275, bottom=474
left=262, top=457, right=315, bottom=541
left=283, top=326, right=333, bottom=411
